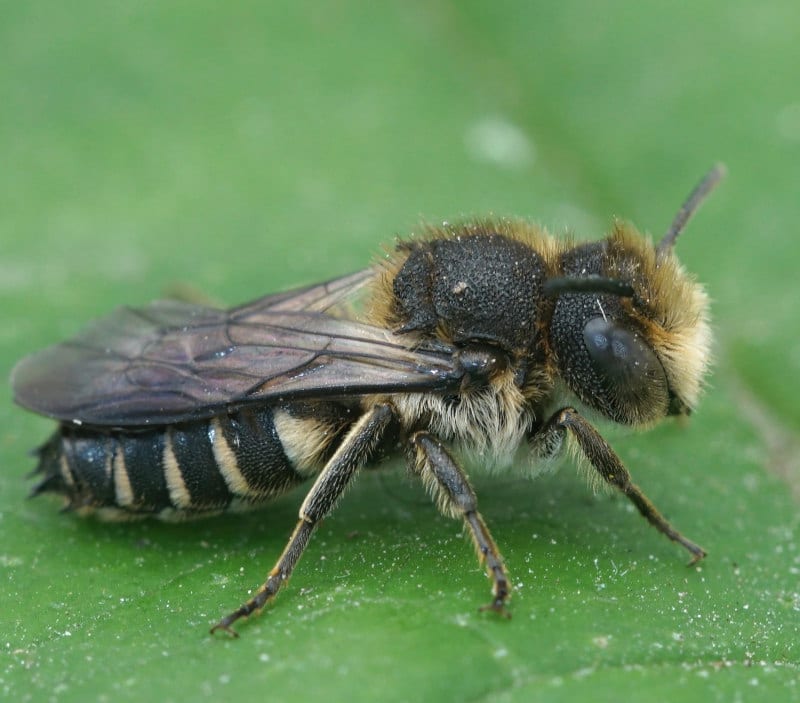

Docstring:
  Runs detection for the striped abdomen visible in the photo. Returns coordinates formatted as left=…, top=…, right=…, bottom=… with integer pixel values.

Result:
left=31, top=404, right=352, bottom=520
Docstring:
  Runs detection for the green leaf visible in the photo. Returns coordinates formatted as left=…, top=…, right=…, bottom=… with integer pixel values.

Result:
left=2, top=2, right=798, bottom=701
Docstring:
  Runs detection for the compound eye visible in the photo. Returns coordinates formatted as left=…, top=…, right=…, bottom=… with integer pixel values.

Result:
left=583, top=317, right=657, bottom=383
left=582, top=316, right=668, bottom=422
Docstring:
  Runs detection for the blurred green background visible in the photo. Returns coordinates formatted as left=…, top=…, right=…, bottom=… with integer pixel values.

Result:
left=2, top=2, right=799, bottom=702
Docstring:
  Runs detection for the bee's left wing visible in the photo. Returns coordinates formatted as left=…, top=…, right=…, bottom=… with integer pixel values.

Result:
left=12, top=270, right=461, bottom=428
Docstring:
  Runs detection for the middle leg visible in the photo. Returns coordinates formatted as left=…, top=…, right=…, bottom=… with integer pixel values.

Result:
left=409, top=431, right=511, bottom=615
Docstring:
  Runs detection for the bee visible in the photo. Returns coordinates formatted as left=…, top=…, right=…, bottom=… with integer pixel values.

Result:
left=11, top=165, right=725, bottom=636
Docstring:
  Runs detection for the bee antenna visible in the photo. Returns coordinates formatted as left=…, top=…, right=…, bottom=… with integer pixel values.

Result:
left=657, top=163, right=726, bottom=258
left=543, top=276, right=635, bottom=298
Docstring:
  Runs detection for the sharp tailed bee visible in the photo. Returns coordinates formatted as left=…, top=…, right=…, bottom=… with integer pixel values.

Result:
left=11, top=165, right=725, bottom=636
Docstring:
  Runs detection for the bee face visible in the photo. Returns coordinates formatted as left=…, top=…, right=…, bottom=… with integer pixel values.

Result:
left=550, top=224, right=711, bottom=426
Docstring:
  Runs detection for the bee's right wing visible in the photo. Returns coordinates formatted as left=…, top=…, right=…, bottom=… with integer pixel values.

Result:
left=12, top=270, right=462, bottom=428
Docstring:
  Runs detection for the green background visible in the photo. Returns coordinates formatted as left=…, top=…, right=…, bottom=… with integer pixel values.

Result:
left=2, top=2, right=798, bottom=701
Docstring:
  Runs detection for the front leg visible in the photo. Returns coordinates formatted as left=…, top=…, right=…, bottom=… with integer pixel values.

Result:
left=409, top=432, right=511, bottom=616
left=530, top=407, right=706, bottom=564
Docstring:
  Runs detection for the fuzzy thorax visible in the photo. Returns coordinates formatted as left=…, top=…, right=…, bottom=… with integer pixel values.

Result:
left=390, top=369, right=532, bottom=469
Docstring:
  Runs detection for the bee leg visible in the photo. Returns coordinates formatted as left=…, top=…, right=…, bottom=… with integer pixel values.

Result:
left=210, top=402, right=395, bottom=637
left=532, top=407, right=707, bottom=564
left=409, top=431, right=511, bottom=617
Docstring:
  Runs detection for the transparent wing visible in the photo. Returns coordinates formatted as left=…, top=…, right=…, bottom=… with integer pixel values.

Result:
left=231, top=268, right=375, bottom=314
left=12, top=271, right=461, bottom=427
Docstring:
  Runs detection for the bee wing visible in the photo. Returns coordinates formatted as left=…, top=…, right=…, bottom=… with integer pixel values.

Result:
left=232, top=268, right=375, bottom=314
left=12, top=271, right=460, bottom=427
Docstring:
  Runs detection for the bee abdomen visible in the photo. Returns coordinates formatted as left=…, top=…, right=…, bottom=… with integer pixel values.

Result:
left=31, top=407, right=307, bottom=520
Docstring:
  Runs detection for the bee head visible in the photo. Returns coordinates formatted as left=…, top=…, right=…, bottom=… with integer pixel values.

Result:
left=547, top=165, right=723, bottom=426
